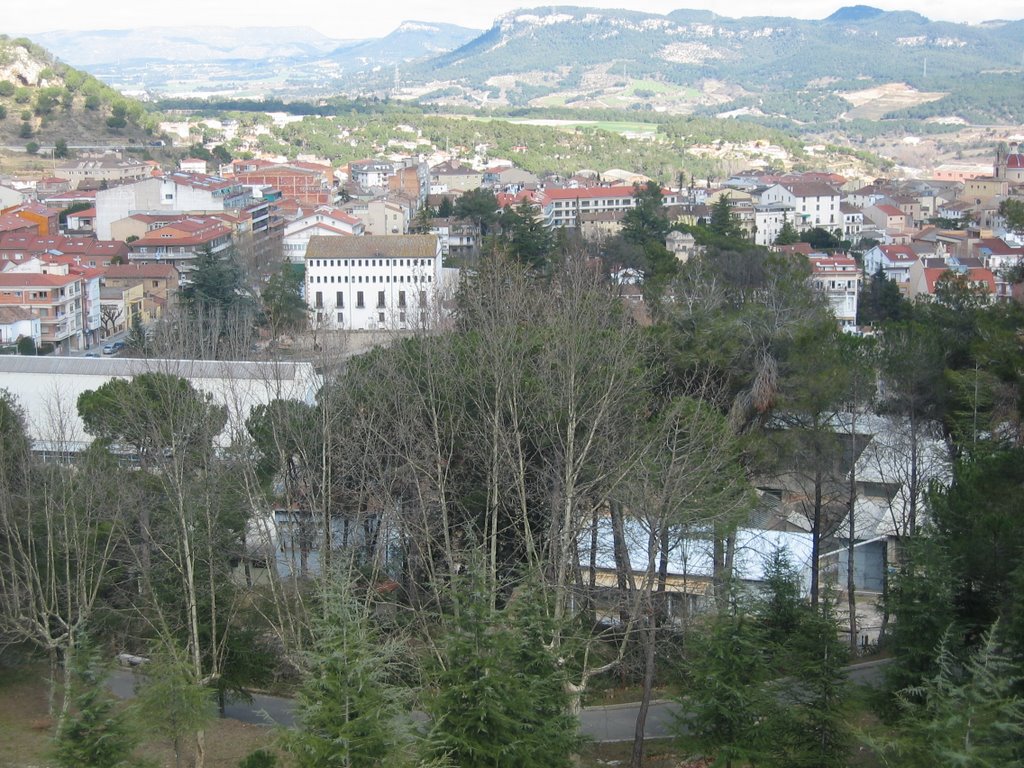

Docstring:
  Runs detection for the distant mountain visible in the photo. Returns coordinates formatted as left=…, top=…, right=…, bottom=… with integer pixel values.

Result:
left=329, top=21, right=483, bottom=68
left=825, top=5, right=887, bottom=22
left=31, top=26, right=348, bottom=67
left=408, top=6, right=1024, bottom=121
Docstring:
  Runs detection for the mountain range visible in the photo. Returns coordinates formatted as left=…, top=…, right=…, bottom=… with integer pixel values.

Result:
left=20, top=6, right=1024, bottom=123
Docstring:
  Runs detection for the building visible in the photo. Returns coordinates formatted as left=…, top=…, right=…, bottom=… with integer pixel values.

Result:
left=341, top=197, right=410, bottom=236
left=759, top=182, right=841, bottom=230
left=0, top=306, right=41, bottom=348
left=0, top=265, right=85, bottom=353
left=128, top=218, right=233, bottom=276
left=809, top=255, right=861, bottom=331
left=305, top=235, right=442, bottom=331
left=231, top=164, right=333, bottom=206
left=538, top=186, right=641, bottom=230
left=102, top=262, right=181, bottom=321
left=283, top=206, right=364, bottom=263
left=429, top=160, right=483, bottom=194
left=754, top=202, right=797, bottom=246
left=55, top=155, right=151, bottom=185
left=863, top=244, right=919, bottom=287
left=994, top=142, right=1024, bottom=183
left=0, top=356, right=320, bottom=453
left=0, top=233, right=129, bottom=269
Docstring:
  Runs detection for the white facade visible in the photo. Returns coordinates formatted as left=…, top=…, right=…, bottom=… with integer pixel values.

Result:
left=305, top=235, right=442, bottom=331
left=760, top=183, right=841, bottom=230
left=809, top=256, right=861, bottom=331
left=754, top=202, right=796, bottom=246
left=283, top=208, right=364, bottom=264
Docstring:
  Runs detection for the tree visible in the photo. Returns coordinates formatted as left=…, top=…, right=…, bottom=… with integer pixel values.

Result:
left=284, top=578, right=417, bottom=768
left=499, top=200, right=554, bottom=270
left=51, top=642, right=139, bottom=768
left=998, top=198, right=1024, bottom=235
left=19, top=120, right=33, bottom=139
left=54, top=138, right=70, bottom=158
left=135, top=651, right=215, bottom=768
left=436, top=196, right=454, bottom=218
left=453, top=188, right=499, bottom=237
left=261, top=263, right=307, bottom=341
left=708, top=194, right=743, bottom=239
left=878, top=627, right=1024, bottom=767
left=774, top=219, right=800, bottom=245
left=800, top=226, right=842, bottom=250
left=0, top=392, right=131, bottom=723
left=26, top=140, right=39, bottom=155
left=426, top=575, right=580, bottom=768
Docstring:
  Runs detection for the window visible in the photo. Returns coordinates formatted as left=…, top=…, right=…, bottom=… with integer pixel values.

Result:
left=337, top=311, right=343, bottom=324
left=152, top=280, right=159, bottom=288
left=336, top=291, right=343, bottom=308
left=398, top=291, right=406, bottom=308
left=377, top=291, right=385, bottom=308
left=356, top=291, right=364, bottom=308
left=315, top=291, right=323, bottom=309
left=419, top=290, right=427, bottom=308
left=378, top=312, right=385, bottom=323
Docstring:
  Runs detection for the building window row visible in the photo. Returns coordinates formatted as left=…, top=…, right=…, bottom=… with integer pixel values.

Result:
left=308, top=258, right=433, bottom=268
left=309, top=274, right=432, bottom=284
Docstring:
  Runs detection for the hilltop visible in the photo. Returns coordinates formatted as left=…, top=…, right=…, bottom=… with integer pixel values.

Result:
left=0, top=35, right=157, bottom=150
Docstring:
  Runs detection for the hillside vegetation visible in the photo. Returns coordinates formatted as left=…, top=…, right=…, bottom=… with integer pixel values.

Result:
left=0, top=35, right=157, bottom=148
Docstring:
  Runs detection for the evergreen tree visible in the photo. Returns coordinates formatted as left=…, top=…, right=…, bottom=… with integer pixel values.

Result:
left=708, top=194, right=743, bottom=240
left=284, top=579, right=417, bottom=768
left=52, top=643, right=139, bottom=768
left=879, top=627, right=1024, bottom=767
left=427, top=576, right=580, bottom=768
left=774, top=219, right=800, bottom=245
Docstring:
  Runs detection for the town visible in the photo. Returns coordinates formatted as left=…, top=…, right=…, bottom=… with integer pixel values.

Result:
left=1, top=16, right=1023, bottom=768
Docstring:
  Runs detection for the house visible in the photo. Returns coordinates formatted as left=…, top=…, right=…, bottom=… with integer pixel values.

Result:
left=0, top=233, right=129, bottom=269
left=65, top=207, right=96, bottom=234
left=429, top=160, right=482, bottom=194
left=128, top=218, right=233, bottom=276
left=230, top=164, right=333, bottom=206
left=0, top=266, right=85, bottom=353
left=304, top=235, right=443, bottom=331
left=579, top=210, right=625, bottom=242
left=863, top=244, right=919, bottom=287
left=537, top=185, right=640, bottom=230
left=179, top=158, right=208, bottom=174
left=754, top=202, right=797, bottom=246
left=839, top=203, right=864, bottom=239
left=937, top=199, right=974, bottom=222
left=428, top=218, right=478, bottom=258
left=0, top=306, right=41, bottom=348
left=102, top=262, right=180, bottom=321
left=0, top=213, right=39, bottom=235
left=759, top=181, right=841, bottom=230
left=907, top=261, right=996, bottom=303
left=665, top=231, right=698, bottom=263
left=341, top=197, right=410, bottom=237
left=55, top=155, right=151, bottom=185
left=349, top=160, right=396, bottom=190
left=862, top=203, right=910, bottom=234
left=282, top=206, right=364, bottom=263
left=2, top=202, right=60, bottom=236
left=808, top=255, right=861, bottom=331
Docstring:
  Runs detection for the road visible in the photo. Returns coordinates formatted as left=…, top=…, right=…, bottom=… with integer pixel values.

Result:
left=108, top=658, right=889, bottom=743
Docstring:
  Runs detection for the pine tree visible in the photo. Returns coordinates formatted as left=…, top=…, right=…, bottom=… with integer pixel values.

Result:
left=879, top=626, right=1024, bottom=767
left=284, top=580, right=416, bottom=768
left=427, top=576, right=580, bottom=768
left=52, top=644, right=139, bottom=768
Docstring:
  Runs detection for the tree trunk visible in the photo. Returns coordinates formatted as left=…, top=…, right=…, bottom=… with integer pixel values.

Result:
left=630, top=613, right=657, bottom=768
left=847, top=411, right=859, bottom=654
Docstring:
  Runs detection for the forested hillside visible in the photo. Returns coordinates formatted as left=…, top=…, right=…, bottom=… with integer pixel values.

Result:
left=0, top=35, right=157, bottom=147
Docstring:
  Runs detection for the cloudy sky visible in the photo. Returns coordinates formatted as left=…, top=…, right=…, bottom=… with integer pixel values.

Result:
left=10, top=0, right=1021, bottom=39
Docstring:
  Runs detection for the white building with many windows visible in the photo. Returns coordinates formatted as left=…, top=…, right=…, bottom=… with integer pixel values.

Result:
left=305, top=235, right=442, bottom=331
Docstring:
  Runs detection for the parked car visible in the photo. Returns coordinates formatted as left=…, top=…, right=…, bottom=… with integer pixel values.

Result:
left=102, top=341, right=125, bottom=355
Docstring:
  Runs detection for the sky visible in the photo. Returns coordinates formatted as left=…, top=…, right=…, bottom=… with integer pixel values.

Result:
left=9, top=0, right=1022, bottom=40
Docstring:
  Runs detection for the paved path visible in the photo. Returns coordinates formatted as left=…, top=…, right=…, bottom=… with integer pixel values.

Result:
left=109, top=658, right=889, bottom=743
